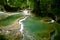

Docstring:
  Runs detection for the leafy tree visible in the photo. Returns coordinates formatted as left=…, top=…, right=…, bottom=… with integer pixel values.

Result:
left=32, top=0, right=41, bottom=16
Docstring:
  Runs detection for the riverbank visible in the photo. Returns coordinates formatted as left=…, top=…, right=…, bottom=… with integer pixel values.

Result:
left=0, top=12, right=25, bottom=40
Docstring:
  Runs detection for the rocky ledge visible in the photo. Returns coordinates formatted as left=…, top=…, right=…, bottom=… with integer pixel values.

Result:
left=0, top=16, right=25, bottom=40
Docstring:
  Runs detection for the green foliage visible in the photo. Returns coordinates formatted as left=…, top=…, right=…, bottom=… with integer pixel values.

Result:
left=32, top=0, right=60, bottom=18
left=0, top=34, right=8, bottom=40
left=0, top=0, right=60, bottom=17
left=0, top=0, right=4, bottom=5
left=6, top=0, right=27, bottom=8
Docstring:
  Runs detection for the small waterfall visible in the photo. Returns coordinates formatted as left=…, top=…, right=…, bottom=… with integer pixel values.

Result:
left=19, top=16, right=28, bottom=33
left=19, top=9, right=31, bottom=33
left=19, top=16, right=28, bottom=40
left=23, top=9, right=31, bottom=15
left=19, top=9, right=34, bottom=40
left=19, top=17, right=35, bottom=40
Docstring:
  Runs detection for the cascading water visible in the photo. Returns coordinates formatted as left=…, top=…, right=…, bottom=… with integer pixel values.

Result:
left=19, top=16, right=28, bottom=33
left=19, top=9, right=34, bottom=40
left=19, top=9, right=31, bottom=34
left=19, top=16, right=28, bottom=40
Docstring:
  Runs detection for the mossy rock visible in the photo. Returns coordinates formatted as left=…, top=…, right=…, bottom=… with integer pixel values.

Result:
left=0, top=13, right=8, bottom=20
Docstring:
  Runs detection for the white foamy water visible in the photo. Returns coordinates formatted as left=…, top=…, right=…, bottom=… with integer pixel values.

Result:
left=19, top=16, right=28, bottom=40
left=23, top=9, right=31, bottom=15
left=19, top=16, right=28, bottom=33
left=19, top=10, right=34, bottom=40
left=19, top=9, right=31, bottom=33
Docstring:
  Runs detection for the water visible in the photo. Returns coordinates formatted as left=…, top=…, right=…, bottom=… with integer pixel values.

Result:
left=19, top=9, right=31, bottom=34
left=19, top=10, right=32, bottom=40
left=23, top=9, right=31, bottom=15
left=19, top=16, right=35, bottom=40
left=19, top=16, right=28, bottom=33
left=22, top=16, right=59, bottom=40
left=18, top=10, right=59, bottom=40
